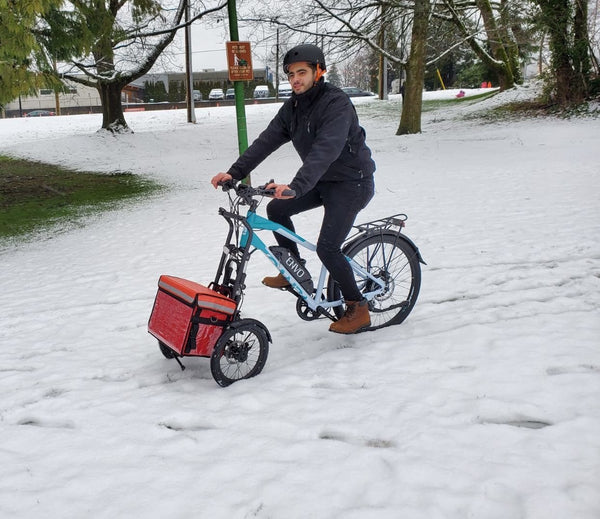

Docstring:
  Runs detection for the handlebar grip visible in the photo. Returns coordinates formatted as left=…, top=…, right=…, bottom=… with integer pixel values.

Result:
left=217, top=179, right=235, bottom=191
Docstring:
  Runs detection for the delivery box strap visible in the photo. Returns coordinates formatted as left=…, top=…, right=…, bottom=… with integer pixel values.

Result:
left=192, top=314, right=230, bottom=327
left=185, top=315, right=230, bottom=354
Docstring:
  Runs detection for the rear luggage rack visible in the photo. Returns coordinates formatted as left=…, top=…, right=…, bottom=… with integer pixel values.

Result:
left=353, top=213, right=407, bottom=234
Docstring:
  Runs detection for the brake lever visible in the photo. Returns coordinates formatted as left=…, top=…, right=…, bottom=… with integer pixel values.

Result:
left=257, top=180, right=295, bottom=199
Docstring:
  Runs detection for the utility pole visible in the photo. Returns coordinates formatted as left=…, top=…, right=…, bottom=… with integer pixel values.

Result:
left=227, top=0, right=250, bottom=164
left=53, top=59, right=61, bottom=115
left=275, top=27, right=280, bottom=101
left=378, top=3, right=388, bottom=100
left=185, top=0, right=196, bottom=123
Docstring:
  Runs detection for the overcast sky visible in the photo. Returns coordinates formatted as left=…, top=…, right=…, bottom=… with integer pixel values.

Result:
left=164, top=22, right=273, bottom=73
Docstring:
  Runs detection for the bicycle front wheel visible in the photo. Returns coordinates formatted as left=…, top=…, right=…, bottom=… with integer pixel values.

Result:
left=328, top=233, right=421, bottom=329
left=210, top=320, right=269, bottom=387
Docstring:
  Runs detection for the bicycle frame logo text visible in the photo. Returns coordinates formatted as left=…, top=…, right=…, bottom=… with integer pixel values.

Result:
left=285, top=256, right=306, bottom=278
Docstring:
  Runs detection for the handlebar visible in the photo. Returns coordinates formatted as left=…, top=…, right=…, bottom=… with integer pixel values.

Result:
left=218, top=179, right=296, bottom=200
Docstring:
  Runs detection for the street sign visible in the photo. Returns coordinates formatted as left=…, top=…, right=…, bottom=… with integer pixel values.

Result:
left=226, top=41, right=253, bottom=82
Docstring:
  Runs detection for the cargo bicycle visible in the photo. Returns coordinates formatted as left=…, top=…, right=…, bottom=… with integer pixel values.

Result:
left=148, top=180, right=425, bottom=387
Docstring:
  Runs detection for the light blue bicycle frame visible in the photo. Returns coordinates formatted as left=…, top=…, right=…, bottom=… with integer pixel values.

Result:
left=240, top=209, right=387, bottom=313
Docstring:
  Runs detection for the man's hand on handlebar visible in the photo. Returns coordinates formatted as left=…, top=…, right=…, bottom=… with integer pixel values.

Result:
left=210, top=173, right=295, bottom=199
left=211, top=172, right=232, bottom=189
left=265, top=182, right=295, bottom=199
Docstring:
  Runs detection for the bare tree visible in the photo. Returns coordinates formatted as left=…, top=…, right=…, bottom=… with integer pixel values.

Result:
left=438, top=0, right=528, bottom=90
left=241, top=1, right=411, bottom=72
left=241, top=1, right=426, bottom=132
left=39, top=0, right=227, bottom=132
left=240, top=1, right=536, bottom=135
left=341, top=49, right=376, bottom=90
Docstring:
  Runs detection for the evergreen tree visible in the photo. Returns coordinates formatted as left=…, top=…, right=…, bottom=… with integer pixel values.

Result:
left=327, top=63, right=342, bottom=86
left=534, top=0, right=592, bottom=105
left=144, top=80, right=167, bottom=102
left=0, top=0, right=64, bottom=107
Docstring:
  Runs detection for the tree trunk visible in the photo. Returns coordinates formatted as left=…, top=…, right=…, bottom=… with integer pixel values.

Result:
left=538, top=0, right=590, bottom=106
left=499, top=0, right=523, bottom=84
left=93, top=28, right=130, bottom=132
left=98, top=81, right=130, bottom=132
left=474, top=0, right=516, bottom=89
left=572, top=0, right=590, bottom=101
left=397, top=0, right=431, bottom=135
left=541, top=0, right=572, bottom=105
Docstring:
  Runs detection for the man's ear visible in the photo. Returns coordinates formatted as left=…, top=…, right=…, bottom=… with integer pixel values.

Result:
left=315, top=63, right=326, bottom=82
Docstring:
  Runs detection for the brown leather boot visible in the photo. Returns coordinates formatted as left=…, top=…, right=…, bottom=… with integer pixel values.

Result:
left=262, top=273, right=291, bottom=289
left=329, top=300, right=371, bottom=334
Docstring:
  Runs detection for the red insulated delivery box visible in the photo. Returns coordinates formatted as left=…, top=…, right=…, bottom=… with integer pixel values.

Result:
left=148, top=275, right=237, bottom=357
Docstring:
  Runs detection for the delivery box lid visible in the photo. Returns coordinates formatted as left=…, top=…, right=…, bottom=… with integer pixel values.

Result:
left=158, top=275, right=236, bottom=315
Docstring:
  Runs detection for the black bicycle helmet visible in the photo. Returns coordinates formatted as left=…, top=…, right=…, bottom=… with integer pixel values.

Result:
left=283, top=44, right=326, bottom=73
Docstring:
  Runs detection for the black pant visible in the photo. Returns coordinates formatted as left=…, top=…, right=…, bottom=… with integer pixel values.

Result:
left=266, top=178, right=374, bottom=302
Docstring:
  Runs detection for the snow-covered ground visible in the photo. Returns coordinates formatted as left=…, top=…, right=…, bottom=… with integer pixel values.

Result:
left=1, top=87, right=599, bottom=518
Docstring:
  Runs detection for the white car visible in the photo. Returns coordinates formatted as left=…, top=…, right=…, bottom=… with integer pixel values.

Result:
left=208, top=88, right=224, bottom=100
left=277, top=84, right=292, bottom=98
left=253, top=85, right=269, bottom=98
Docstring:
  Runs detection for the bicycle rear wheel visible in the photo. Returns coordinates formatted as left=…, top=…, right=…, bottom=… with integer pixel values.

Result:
left=328, top=233, right=421, bottom=329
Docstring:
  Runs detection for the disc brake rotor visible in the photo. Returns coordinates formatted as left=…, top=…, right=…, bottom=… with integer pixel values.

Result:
left=364, top=268, right=394, bottom=303
left=225, top=339, right=250, bottom=363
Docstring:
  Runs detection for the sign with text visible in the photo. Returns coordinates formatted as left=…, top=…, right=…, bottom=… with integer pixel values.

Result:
left=226, top=41, right=253, bottom=81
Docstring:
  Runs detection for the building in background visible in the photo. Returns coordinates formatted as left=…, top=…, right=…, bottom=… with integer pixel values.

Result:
left=2, top=69, right=270, bottom=118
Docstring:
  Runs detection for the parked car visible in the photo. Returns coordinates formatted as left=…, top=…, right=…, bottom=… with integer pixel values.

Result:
left=192, top=90, right=202, bottom=101
left=208, top=88, right=224, bottom=100
left=25, top=110, right=56, bottom=117
left=277, top=84, right=292, bottom=98
left=253, top=85, right=270, bottom=98
left=341, top=87, right=375, bottom=98
left=225, top=88, right=235, bottom=99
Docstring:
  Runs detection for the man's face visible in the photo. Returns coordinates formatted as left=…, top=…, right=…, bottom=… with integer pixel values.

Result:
left=286, top=62, right=317, bottom=95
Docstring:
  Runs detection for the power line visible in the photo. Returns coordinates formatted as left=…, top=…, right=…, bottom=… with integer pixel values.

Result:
left=172, top=48, right=224, bottom=55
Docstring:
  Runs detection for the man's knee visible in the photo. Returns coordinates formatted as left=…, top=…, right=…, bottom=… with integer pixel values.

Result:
left=266, top=199, right=286, bottom=220
left=316, top=240, right=341, bottom=264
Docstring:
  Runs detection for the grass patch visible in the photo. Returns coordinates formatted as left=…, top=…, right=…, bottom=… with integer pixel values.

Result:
left=354, top=89, right=500, bottom=121
left=486, top=98, right=600, bottom=119
left=421, top=90, right=499, bottom=112
left=0, top=156, right=162, bottom=239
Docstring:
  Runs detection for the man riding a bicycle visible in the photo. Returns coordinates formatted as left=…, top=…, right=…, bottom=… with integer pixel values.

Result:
left=211, top=44, right=376, bottom=334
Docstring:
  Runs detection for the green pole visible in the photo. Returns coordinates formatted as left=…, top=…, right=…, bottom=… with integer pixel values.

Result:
left=227, top=0, right=249, bottom=181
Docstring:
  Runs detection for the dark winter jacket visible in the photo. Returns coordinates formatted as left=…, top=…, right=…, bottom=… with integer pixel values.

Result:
left=227, top=80, right=376, bottom=198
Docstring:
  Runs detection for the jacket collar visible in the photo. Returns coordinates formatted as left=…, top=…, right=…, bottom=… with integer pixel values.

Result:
left=291, top=79, right=326, bottom=107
